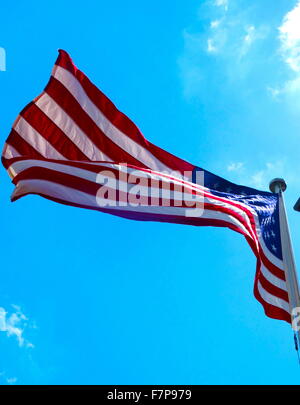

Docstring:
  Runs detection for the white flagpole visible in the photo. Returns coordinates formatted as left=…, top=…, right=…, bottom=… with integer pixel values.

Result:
left=269, top=178, right=300, bottom=344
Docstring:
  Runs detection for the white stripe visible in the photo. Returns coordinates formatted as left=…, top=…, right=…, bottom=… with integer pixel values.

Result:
left=10, top=159, right=98, bottom=183
left=11, top=177, right=252, bottom=239
left=257, top=281, right=290, bottom=312
left=258, top=230, right=284, bottom=270
left=9, top=159, right=203, bottom=204
left=2, top=143, right=20, bottom=159
left=10, top=159, right=261, bottom=242
left=2, top=144, right=21, bottom=179
left=11, top=179, right=97, bottom=207
left=35, top=94, right=111, bottom=162
left=260, top=264, right=287, bottom=292
left=13, top=117, right=66, bottom=160
left=53, top=66, right=173, bottom=173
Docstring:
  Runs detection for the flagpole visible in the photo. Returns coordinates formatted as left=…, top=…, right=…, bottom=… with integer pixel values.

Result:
left=269, top=178, right=300, bottom=344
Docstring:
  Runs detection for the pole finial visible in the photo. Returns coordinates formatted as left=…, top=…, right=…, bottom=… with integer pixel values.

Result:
left=269, top=178, right=287, bottom=193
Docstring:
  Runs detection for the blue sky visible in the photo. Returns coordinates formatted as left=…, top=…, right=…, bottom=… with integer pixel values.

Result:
left=1, top=0, right=300, bottom=385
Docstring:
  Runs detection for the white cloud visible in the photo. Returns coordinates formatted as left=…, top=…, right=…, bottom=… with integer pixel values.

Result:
left=267, top=86, right=281, bottom=99
left=273, top=1, right=300, bottom=102
left=284, top=75, right=300, bottom=93
left=249, top=161, right=285, bottom=190
left=211, top=19, right=221, bottom=29
left=0, top=306, right=34, bottom=348
left=178, top=3, right=269, bottom=98
left=225, top=161, right=292, bottom=191
left=279, top=1, right=300, bottom=72
left=250, top=170, right=265, bottom=189
left=207, top=38, right=217, bottom=53
left=6, top=377, right=17, bottom=385
left=227, top=162, right=244, bottom=172
left=239, top=25, right=256, bottom=58
left=0, top=372, right=18, bottom=385
left=215, top=0, right=228, bottom=11
left=244, top=25, right=256, bottom=45
left=240, top=25, right=269, bottom=59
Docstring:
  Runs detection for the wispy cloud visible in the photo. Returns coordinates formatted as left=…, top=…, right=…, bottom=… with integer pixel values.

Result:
left=268, top=1, right=300, bottom=104
left=249, top=161, right=286, bottom=189
left=267, top=86, right=281, bottom=99
left=178, top=1, right=269, bottom=99
left=279, top=1, right=300, bottom=73
left=226, top=160, right=289, bottom=190
left=215, top=0, right=228, bottom=11
left=210, top=19, right=221, bottom=29
left=0, top=372, right=18, bottom=385
left=207, top=38, right=217, bottom=53
left=6, top=377, right=17, bottom=385
left=179, top=0, right=300, bottom=109
left=239, top=25, right=267, bottom=57
left=0, top=305, right=34, bottom=348
left=224, top=158, right=296, bottom=191
left=227, top=162, right=244, bottom=172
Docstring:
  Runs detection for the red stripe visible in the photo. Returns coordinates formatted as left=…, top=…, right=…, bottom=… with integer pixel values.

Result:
left=258, top=272, right=289, bottom=302
left=4, top=156, right=113, bottom=172
left=243, top=232, right=288, bottom=302
left=13, top=167, right=99, bottom=196
left=20, top=102, right=89, bottom=161
left=45, top=77, right=148, bottom=167
left=254, top=278, right=291, bottom=323
left=10, top=164, right=265, bottom=243
left=55, top=49, right=194, bottom=173
left=1, top=130, right=44, bottom=169
left=258, top=248, right=286, bottom=281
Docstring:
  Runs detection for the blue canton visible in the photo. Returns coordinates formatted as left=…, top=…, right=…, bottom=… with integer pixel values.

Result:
left=192, top=167, right=282, bottom=260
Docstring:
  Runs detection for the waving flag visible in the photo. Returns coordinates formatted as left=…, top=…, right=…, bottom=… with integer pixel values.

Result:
left=1, top=50, right=290, bottom=324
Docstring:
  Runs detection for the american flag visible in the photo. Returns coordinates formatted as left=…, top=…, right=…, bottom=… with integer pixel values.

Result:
left=1, top=50, right=290, bottom=323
